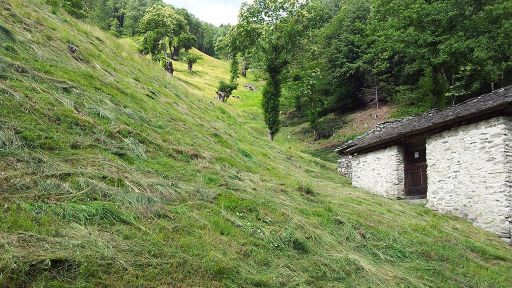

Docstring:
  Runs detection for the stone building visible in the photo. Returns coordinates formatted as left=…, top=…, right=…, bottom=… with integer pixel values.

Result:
left=336, top=87, right=512, bottom=243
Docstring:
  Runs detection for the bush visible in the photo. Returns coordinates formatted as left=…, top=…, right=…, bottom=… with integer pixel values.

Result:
left=184, top=55, right=199, bottom=71
left=216, top=80, right=238, bottom=102
left=217, top=81, right=238, bottom=94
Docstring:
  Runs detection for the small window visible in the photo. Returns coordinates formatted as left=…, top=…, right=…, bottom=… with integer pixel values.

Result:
left=414, top=151, right=420, bottom=159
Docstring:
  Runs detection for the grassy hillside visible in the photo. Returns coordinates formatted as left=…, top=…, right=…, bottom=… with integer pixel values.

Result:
left=0, top=1, right=511, bottom=287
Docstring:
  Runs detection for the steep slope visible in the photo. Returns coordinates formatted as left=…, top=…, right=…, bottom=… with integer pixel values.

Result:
left=0, top=1, right=511, bottom=287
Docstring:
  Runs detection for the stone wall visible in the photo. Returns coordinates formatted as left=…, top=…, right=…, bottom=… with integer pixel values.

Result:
left=352, top=145, right=405, bottom=198
left=337, top=155, right=352, bottom=178
left=426, top=116, right=512, bottom=243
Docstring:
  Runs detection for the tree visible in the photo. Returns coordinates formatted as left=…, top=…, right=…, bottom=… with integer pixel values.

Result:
left=230, top=54, right=239, bottom=83
left=230, top=0, right=334, bottom=139
left=169, top=15, right=188, bottom=58
left=139, top=5, right=182, bottom=60
left=216, top=81, right=238, bottom=102
left=123, top=0, right=161, bottom=36
left=284, top=14, right=341, bottom=137
left=232, top=0, right=312, bottom=140
left=110, top=17, right=122, bottom=36
left=177, top=33, right=197, bottom=52
left=318, top=0, right=371, bottom=109
left=162, top=59, right=174, bottom=75
left=240, top=56, right=250, bottom=77
left=176, top=8, right=205, bottom=51
left=185, top=54, right=199, bottom=71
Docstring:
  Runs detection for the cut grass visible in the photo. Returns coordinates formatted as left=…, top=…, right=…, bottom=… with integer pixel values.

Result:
left=0, top=0, right=511, bottom=287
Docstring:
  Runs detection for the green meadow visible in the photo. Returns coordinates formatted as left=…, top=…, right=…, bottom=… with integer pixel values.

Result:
left=0, top=0, right=511, bottom=286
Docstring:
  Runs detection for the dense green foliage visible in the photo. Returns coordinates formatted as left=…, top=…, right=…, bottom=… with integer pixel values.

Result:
left=138, top=5, right=182, bottom=60
left=47, top=0, right=88, bottom=18
left=262, top=70, right=283, bottom=140
left=229, top=0, right=512, bottom=138
left=227, top=0, right=327, bottom=139
left=230, top=55, right=240, bottom=84
left=177, top=32, right=197, bottom=52
left=310, top=0, right=511, bottom=123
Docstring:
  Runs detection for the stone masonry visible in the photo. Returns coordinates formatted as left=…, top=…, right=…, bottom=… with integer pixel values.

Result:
left=426, top=116, right=512, bottom=243
left=352, top=145, right=405, bottom=198
left=337, top=155, right=352, bottom=178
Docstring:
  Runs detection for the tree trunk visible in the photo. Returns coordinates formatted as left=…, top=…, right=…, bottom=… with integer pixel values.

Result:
left=188, top=62, right=193, bottom=71
left=172, top=46, right=180, bottom=59
left=314, top=129, right=320, bottom=141
left=165, top=61, right=174, bottom=75
left=375, top=84, right=379, bottom=110
left=431, top=65, right=444, bottom=108
left=241, top=59, right=249, bottom=78
left=269, top=131, right=274, bottom=141
left=116, top=14, right=125, bottom=28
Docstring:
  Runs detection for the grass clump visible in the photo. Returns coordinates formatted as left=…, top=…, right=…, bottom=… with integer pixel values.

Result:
left=25, top=202, right=136, bottom=226
left=297, top=184, right=315, bottom=196
left=0, top=129, right=20, bottom=150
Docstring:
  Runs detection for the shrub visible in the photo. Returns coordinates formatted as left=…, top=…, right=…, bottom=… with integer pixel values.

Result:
left=216, top=80, right=238, bottom=102
left=184, top=55, right=199, bottom=71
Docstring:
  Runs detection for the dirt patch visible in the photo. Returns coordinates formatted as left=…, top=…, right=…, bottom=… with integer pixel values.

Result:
left=336, top=106, right=393, bottom=139
left=291, top=106, right=394, bottom=162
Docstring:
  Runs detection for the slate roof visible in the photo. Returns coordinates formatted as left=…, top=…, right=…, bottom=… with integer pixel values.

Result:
left=336, top=86, right=512, bottom=155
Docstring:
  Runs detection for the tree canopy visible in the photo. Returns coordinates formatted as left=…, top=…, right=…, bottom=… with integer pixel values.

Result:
left=227, top=0, right=512, bottom=139
left=227, top=0, right=333, bottom=139
left=138, top=5, right=183, bottom=60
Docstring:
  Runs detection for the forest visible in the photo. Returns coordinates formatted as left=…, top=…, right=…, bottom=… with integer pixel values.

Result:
left=219, top=0, right=512, bottom=139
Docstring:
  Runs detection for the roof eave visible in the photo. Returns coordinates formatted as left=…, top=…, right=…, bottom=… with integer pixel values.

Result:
left=343, top=102, right=512, bottom=155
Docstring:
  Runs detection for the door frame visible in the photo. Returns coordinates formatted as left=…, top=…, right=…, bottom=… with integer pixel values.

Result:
left=403, top=139, right=428, bottom=199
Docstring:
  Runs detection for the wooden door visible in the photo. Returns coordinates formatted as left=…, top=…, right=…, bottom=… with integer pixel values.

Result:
left=404, top=142, right=427, bottom=198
